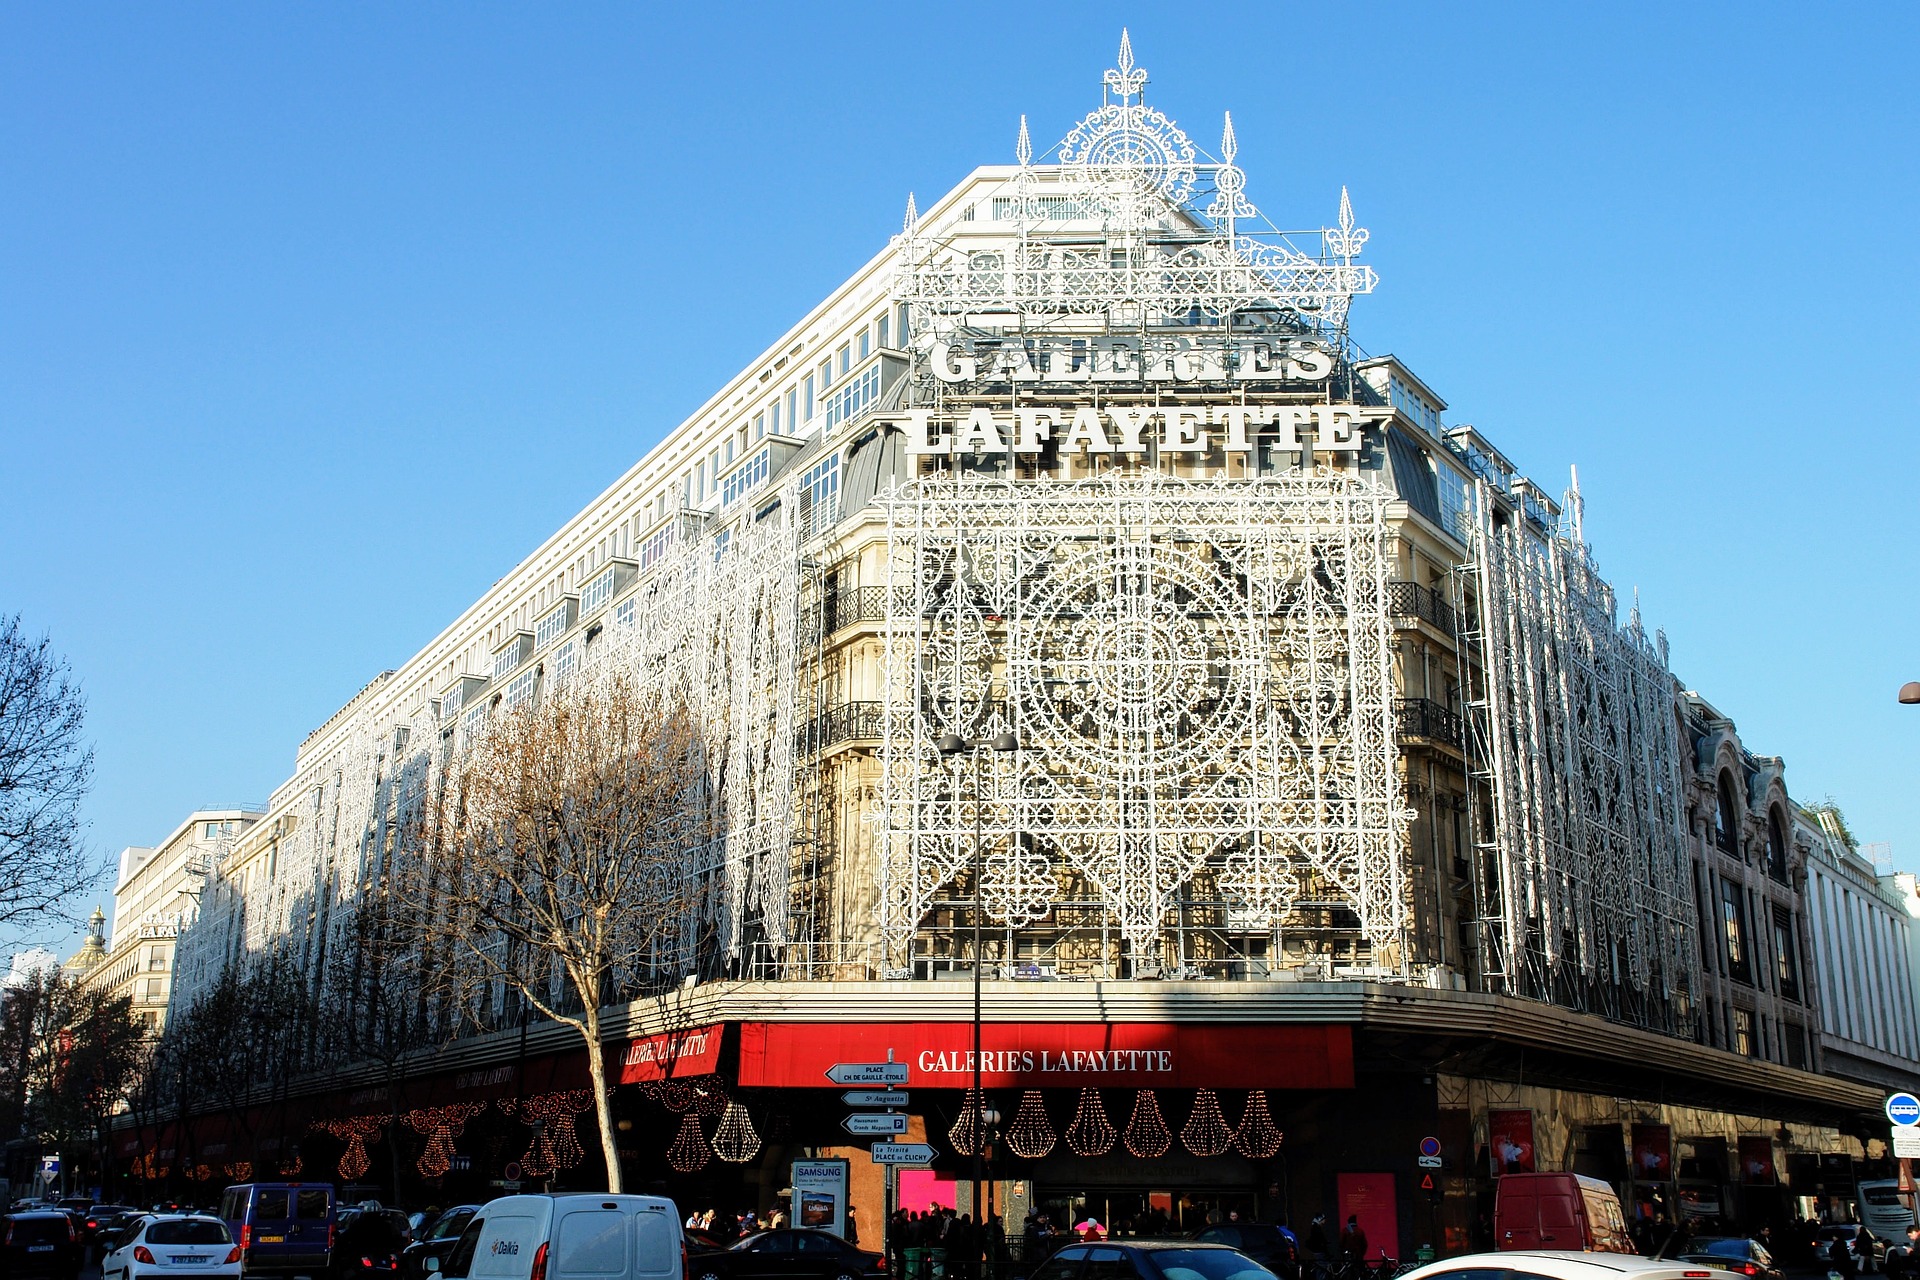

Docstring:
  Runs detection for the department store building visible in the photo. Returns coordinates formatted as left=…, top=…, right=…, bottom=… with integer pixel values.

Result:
left=143, top=37, right=1908, bottom=1255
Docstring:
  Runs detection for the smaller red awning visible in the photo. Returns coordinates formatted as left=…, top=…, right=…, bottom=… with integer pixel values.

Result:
left=618, top=1022, right=725, bottom=1084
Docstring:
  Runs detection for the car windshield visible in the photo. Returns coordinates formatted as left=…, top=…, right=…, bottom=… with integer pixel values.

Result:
left=1149, top=1250, right=1279, bottom=1280
left=432, top=1211, right=475, bottom=1241
left=1689, top=1240, right=1749, bottom=1257
left=149, top=1221, right=233, bottom=1246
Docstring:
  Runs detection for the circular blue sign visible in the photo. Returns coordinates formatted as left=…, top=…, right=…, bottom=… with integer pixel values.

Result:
left=1420, top=1136, right=1442, bottom=1157
left=1886, top=1093, right=1920, bottom=1126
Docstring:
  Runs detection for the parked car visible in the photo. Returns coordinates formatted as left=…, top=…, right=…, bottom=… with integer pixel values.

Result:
left=1817, top=1225, right=1887, bottom=1271
left=1494, top=1173, right=1635, bottom=1254
left=220, top=1183, right=337, bottom=1279
left=1401, top=1253, right=1761, bottom=1280
left=101, top=1213, right=242, bottom=1280
left=1025, top=1241, right=1281, bottom=1280
left=1190, top=1226, right=1299, bottom=1280
left=86, top=1206, right=146, bottom=1249
left=403, top=1207, right=481, bottom=1280
left=1677, top=1237, right=1780, bottom=1280
left=2, top=1208, right=85, bottom=1279
left=437, top=1194, right=682, bottom=1280
left=335, top=1206, right=413, bottom=1280
left=683, top=1230, right=884, bottom=1280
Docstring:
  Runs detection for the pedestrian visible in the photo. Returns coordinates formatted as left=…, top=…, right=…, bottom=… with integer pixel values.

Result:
left=1833, top=1233, right=1859, bottom=1280
left=1306, top=1214, right=1330, bottom=1265
left=1340, top=1216, right=1368, bottom=1266
left=1858, top=1226, right=1878, bottom=1276
left=845, top=1206, right=859, bottom=1246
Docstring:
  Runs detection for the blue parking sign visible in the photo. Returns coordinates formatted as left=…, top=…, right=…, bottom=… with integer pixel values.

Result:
left=1886, top=1093, right=1920, bottom=1126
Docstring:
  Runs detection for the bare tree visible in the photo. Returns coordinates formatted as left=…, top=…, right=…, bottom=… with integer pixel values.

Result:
left=397, top=671, right=710, bottom=1192
left=0, top=615, right=99, bottom=929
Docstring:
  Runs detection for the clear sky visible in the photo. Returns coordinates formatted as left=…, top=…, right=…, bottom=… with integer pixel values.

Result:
left=3, top=4, right=1917, bottom=959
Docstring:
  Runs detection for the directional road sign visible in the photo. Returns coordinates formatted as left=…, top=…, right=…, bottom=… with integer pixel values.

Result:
left=843, top=1091, right=910, bottom=1108
left=870, top=1142, right=936, bottom=1165
left=843, top=1113, right=910, bottom=1136
left=1889, top=1093, right=1920, bottom=1127
left=827, top=1062, right=910, bottom=1086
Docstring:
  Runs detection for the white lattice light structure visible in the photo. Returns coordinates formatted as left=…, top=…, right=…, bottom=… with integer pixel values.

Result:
left=876, top=470, right=1410, bottom=974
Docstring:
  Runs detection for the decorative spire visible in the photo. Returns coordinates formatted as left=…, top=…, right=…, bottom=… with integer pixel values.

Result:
left=1326, top=185, right=1370, bottom=260
left=1221, top=111, right=1238, bottom=164
left=1016, top=114, right=1032, bottom=167
left=1206, top=111, right=1256, bottom=226
left=901, top=191, right=918, bottom=238
left=1103, top=28, right=1147, bottom=101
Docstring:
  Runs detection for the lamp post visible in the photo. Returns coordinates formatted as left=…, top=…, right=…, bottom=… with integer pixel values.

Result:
left=937, top=729, right=1018, bottom=1267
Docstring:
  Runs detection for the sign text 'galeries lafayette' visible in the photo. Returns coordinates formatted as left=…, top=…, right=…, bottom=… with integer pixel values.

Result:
left=927, top=337, right=1336, bottom=385
left=899, top=404, right=1390, bottom=458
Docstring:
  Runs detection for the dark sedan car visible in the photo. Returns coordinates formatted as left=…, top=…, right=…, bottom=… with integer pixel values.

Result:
left=402, top=1206, right=481, bottom=1280
left=1679, top=1237, right=1783, bottom=1280
left=685, top=1229, right=886, bottom=1280
left=3, top=1209, right=84, bottom=1279
left=1189, top=1227, right=1297, bottom=1280
left=1027, top=1242, right=1276, bottom=1280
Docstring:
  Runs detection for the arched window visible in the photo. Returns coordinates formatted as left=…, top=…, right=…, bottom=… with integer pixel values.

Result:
left=1767, top=809, right=1789, bottom=880
left=1715, top=772, right=1741, bottom=854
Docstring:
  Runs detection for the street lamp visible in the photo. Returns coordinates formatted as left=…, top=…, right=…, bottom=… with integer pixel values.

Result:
left=936, top=730, right=1018, bottom=1259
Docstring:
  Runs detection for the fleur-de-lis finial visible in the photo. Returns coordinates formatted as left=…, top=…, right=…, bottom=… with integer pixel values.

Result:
left=1103, top=28, right=1147, bottom=101
left=1206, top=111, right=1255, bottom=224
left=1016, top=115, right=1032, bottom=167
left=1327, top=185, right=1369, bottom=260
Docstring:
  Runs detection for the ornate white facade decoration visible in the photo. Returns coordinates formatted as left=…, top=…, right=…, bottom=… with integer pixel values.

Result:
left=875, top=472, right=1411, bottom=976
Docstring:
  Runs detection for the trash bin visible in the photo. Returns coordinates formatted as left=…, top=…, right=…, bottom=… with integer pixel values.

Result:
left=906, top=1248, right=949, bottom=1280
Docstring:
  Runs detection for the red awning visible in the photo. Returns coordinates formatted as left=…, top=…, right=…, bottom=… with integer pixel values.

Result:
left=737, top=1021, right=1352, bottom=1089
left=617, top=1023, right=725, bottom=1084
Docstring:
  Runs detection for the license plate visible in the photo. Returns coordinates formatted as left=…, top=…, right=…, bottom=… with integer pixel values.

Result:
left=28, top=1245, right=54, bottom=1253
left=259, top=1235, right=285, bottom=1243
left=176, top=1256, right=210, bottom=1264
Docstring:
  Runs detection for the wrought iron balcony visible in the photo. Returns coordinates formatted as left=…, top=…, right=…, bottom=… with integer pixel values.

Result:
left=1395, top=697, right=1464, bottom=750
left=794, top=701, right=885, bottom=756
left=1387, top=581, right=1457, bottom=637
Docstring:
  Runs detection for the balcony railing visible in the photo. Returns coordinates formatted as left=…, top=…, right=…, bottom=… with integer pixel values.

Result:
left=794, top=701, right=885, bottom=756
left=1395, top=697, right=1465, bottom=750
left=1387, top=581, right=1457, bottom=637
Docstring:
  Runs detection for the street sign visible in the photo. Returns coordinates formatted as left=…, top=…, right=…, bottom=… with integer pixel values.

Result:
left=870, top=1142, right=936, bottom=1165
left=1419, top=1136, right=1442, bottom=1158
left=1419, top=1173, right=1436, bottom=1191
left=1417, top=1155, right=1443, bottom=1168
left=1894, top=1130, right=1920, bottom=1159
left=843, top=1113, right=910, bottom=1136
left=827, top=1061, right=910, bottom=1086
left=39, top=1155, right=59, bottom=1175
left=1888, top=1093, right=1920, bottom=1127
left=843, top=1090, right=910, bottom=1108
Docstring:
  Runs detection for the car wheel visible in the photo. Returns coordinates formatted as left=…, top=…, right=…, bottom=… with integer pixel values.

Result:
left=697, top=1271, right=724, bottom=1280
left=835, top=1272, right=860, bottom=1280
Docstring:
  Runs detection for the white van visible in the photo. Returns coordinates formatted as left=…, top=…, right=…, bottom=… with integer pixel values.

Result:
left=431, top=1194, right=682, bottom=1280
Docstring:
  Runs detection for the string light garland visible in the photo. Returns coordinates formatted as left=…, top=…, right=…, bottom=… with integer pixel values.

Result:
left=404, top=1102, right=490, bottom=1178
left=313, top=1115, right=386, bottom=1182
left=1006, top=1090, right=1056, bottom=1158
left=498, top=1090, right=591, bottom=1177
left=279, top=1155, right=303, bottom=1177
left=1232, top=1090, right=1283, bottom=1159
left=1181, top=1089, right=1232, bottom=1157
left=690, top=1078, right=730, bottom=1116
left=712, top=1101, right=762, bottom=1163
left=666, top=1112, right=710, bottom=1173
left=193, top=1163, right=214, bottom=1182
left=649, top=1080, right=695, bottom=1113
left=225, top=1162, right=253, bottom=1181
left=1123, top=1090, right=1171, bottom=1157
left=1065, top=1088, right=1116, bottom=1156
left=949, top=1088, right=984, bottom=1156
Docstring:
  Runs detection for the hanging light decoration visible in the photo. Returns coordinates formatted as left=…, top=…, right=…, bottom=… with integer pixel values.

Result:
left=279, top=1155, right=303, bottom=1177
left=1182, top=1089, right=1232, bottom=1157
left=667, top=1112, right=710, bottom=1173
left=655, top=1080, right=695, bottom=1112
left=690, top=1078, right=731, bottom=1116
left=712, top=1101, right=762, bottom=1163
left=949, top=1088, right=985, bottom=1156
left=313, top=1115, right=386, bottom=1182
left=1233, top=1090, right=1284, bottom=1159
left=225, top=1162, right=253, bottom=1182
left=1065, top=1088, right=1116, bottom=1156
left=499, top=1090, right=592, bottom=1176
left=404, top=1102, right=490, bottom=1178
left=1123, top=1090, right=1171, bottom=1158
left=1006, top=1090, right=1056, bottom=1158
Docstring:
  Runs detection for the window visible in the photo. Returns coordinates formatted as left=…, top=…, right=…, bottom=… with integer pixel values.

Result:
left=897, top=302, right=910, bottom=343
left=460, top=703, right=489, bottom=748
left=1733, top=1007, right=1755, bottom=1056
left=1716, top=772, right=1741, bottom=854
left=804, top=373, right=815, bottom=419
left=722, top=446, right=772, bottom=507
left=493, top=644, right=524, bottom=679
left=877, top=314, right=889, bottom=349
left=555, top=1209, right=627, bottom=1274
left=553, top=639, right=579, bottom=687
left=535, top=604, right=572, bottom=651
left=824, top=363, right=882, bottom=431
left=1434, top=461, right=1472, bottom=542
left=255, top=1190, right=292, bottom=1220
left=1767, top=810, right=1789, bottom=881
left=1722, top=880, right=1751, bottom=981
left=581, top=566, right=617, bottom=615
left=441, top=681, right=466, bottom=721
left=818, top=359, right=831, bottom=391
left=148, top=946, right=166, bottom=971
left=1027, top=1250, right=1089, bottom=1280
left=639, top=525, right=675, bottom=572
left=837, top=344, right=851, bottom=376
left=614, top=598, right=635, bottom=628
left=858, top=328, right=871, bottom=360
left=753, top=412, right=765, bottom=441
left=1774, top=908, right=1800, bottom=999
left=785, top=388, right=797, bottom=433
left=504, top=669, right=537, bottom=711
left=800, top=454, right=841, bottom=532
left=144, top=977, right=163, bottom=1001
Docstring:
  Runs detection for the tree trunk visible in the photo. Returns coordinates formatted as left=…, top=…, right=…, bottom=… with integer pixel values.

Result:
left=581, top=1003, right=621, bottom=1193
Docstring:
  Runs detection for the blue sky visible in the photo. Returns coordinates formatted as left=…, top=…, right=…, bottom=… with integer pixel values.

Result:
left=3, top=4, right=1917, bottom=958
